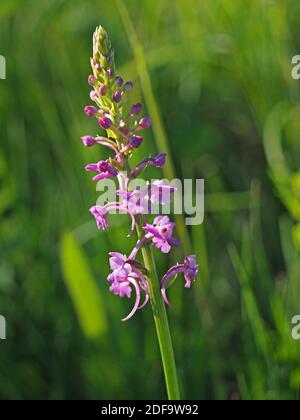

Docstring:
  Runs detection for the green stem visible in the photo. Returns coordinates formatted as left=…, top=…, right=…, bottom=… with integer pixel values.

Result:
left=125, top=138, right=180, bottom=399
left=140, top=240, right=181, bottom=400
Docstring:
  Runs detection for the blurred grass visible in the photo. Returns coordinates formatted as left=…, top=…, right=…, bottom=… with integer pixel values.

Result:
left=0, top=0, right=300, bottom=400
left=60, top=231, right=107, bottom=339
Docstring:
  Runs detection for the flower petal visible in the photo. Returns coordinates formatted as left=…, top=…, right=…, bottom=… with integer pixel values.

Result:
left=138, top=293, right=149, bottom=310
left=122, top=278, right=141, bottom=322
left=162, top=288, right=171, bottom=307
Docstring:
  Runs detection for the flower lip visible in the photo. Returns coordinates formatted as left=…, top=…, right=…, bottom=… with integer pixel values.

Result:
left=183, top=255, right=199, bottom=288
left=90, top=205, right=109, bottom=230
left=143, top=216, right=179, bottom=254
left=110, top=281, right=132, bottom=298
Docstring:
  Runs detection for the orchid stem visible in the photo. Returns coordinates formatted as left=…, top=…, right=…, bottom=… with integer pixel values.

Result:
left=139, top=235, right=181, bottom=400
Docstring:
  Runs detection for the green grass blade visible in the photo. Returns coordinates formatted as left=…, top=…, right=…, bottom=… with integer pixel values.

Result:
left=60, top=231, right=108, bottom=339
left=228, top=243, right=269, bottom=357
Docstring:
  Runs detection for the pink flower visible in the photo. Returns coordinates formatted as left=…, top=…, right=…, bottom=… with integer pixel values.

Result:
left=107, top=253, right=149, bottom=321
left=90, top=206, right=109, bottom=230
left=161, top=255, right=198, bottom=305
left=82, top=27, right=199, bottom=321
left=107, top=253, right=134, bottom=298
left=144, top=216, right=180, bottom=253
left=148, top=180, right=176, bottom=205
left=130, top=153, right=166, bottom=178
left=85, top=160, right=118, bottom=181
left=90, top=203, right=136, bottom=234
left=117, top=180, right=176, bottom=216
left=183, top=255, right=198, bottom=288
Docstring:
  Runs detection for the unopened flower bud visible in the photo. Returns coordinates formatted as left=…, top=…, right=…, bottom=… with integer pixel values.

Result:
left=84, top=106, right=98, bottom=117
left=98, top=116, right=113, bottom=129
left=120, top=127, right=131, bottom=137
left=99, top=84, right=108, bottom=96
left=81, top=136, right=97, bottom=147
left=113, top=90, right=122, bottom=103
left=131, top=103, right=142, bottom=115
left=106, top=69, right=113, bottom=78
left=130, top=135, right=144, bottom=148
left=88, top=75, right=97, bottom=86
left=139, top=117, right=152, bottom=129
left=90, top=90, right=98, bottom=101
left=124, top=81, right=133, bottom=92
left=154, top=153, right=166, bottom=167
left=115, top=76, right=124, bottom=87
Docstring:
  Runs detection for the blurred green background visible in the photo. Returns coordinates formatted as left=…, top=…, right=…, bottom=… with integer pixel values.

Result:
left=1, top=0, right=300, bottom=400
